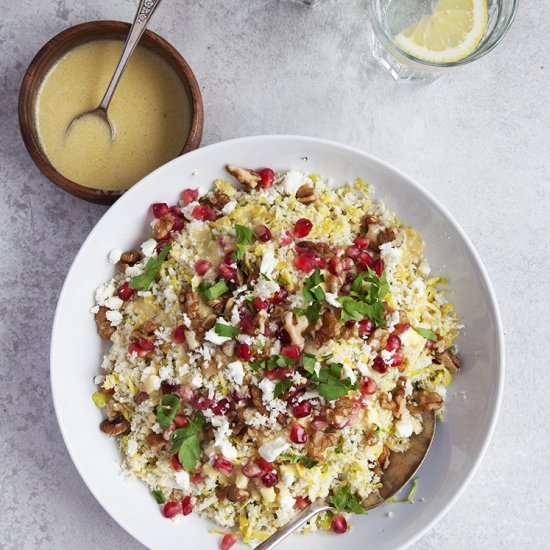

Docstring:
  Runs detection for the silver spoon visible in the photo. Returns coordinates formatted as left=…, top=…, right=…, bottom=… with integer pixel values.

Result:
left=66, top=0, right=163, bottom=139
left=256, top=411, right=436, bottom=550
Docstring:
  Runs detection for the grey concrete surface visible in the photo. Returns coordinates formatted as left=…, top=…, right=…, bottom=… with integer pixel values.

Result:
left=0, top=1, right=548, bottom=548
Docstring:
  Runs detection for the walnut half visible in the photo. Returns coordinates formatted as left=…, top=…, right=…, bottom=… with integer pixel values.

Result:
left=225, top=165, right=261, bottom=190
left=407, top=390, right=443, bottom=413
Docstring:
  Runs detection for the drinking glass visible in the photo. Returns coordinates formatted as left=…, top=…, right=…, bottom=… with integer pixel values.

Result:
left=367, top=0, right=519, bottom=81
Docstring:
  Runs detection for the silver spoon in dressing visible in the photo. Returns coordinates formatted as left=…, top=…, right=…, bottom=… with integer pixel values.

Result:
left=66, top=0, right=163, bottom=139
left=256, top=412, right=436, bottom=550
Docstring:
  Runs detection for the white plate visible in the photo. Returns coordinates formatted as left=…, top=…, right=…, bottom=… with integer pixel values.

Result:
left=51, top=135, right=504, bottom=550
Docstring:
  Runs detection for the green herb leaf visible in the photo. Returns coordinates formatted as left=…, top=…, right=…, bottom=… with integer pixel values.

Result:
left=151, top=490, right=165, bottom=504
left=214, top=323, right=240, bottom=338
left=129, top=244, right=171, bottom=291
left=415, top=327, right=438, bottom=341
left=155, top=394, right=181, bottom=429
left=313, top=363, right=359, bottom=401
left=232, top=225, right=254, bottom=261
left=171, top=411, right=206, bottom=471
left=303, top=268, right=325, bottom=304
left=273, top=378, right=292, bottom=399
left=202, top=280, right=229, bottom=301
left=281, top=453, right=318, bottom=469
left=329, top=486, right=367, bottom=514
left=304, top=302, right=321, bottom=325
left=302, top=353, right=317, bottom=375
left=334, top=444, right=343, bottom=454
left=389, top=477, right=419, bottom=504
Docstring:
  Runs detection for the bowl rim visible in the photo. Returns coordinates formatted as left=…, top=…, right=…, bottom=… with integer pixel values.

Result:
left=18, top=20, right=204, bottom=205
left=50, top=134, right=505, bottom=549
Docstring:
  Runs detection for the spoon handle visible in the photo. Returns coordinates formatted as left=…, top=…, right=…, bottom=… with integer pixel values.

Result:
left=98, top=0, right=163, bottom=112
left=255, top=500, right=332, bottom=550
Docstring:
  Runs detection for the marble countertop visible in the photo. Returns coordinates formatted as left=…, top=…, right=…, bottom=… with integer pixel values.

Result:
left=1, top=1, right=548, bottom=548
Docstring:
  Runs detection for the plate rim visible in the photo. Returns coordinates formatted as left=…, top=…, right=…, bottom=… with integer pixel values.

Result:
left=50, top=134, right=505, bottom=549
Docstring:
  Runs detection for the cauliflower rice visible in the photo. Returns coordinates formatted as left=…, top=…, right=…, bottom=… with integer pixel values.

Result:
left=91, top=166, right=460, bottom=547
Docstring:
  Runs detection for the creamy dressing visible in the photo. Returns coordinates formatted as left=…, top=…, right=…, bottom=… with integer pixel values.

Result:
left=35, top=40, right=191, bottom=191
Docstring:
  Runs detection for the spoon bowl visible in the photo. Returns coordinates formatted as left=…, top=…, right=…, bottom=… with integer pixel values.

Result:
left=256, top=412, right=436, bottom=550
left=66, top=107, right=115, bottom=140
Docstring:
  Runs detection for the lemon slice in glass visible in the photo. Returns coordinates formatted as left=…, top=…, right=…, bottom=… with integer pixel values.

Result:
left=393, top=0, right=489, bottom=63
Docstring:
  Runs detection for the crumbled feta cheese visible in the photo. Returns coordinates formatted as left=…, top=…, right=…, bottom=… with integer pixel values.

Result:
left=254, top=278, right=280, bottom=300
left=258, top=436, right=290, bottom=462
left=381, top=349, right=395, bottom=363
left=259, top=378, right=275, bottom=402
left=227, top=361, right=245, bottom=386
left=190, top=372, right=203, bottom=389
left=379, top=242, right=402, bottom=275
left=90, top=305, right=99, bottom=314
left=279, top=489, right=295, bottom=511
left=105, top=310, right=123, bottom=326
left=325, top=292, right=342, bottom=308
left=139, top=238, right=156, bottom=257
left=127, top=438, right=138, bottom=456
left=260, top=249, right=278, bottom=277
left=95, top=281, right=115, bottom=306
left=182, top=313, right=192, bottom=328
left=283, top=170, right=306, bottom=195
left=174, top=470, right=190, bottom=490
left=222, top=200, right=237, bottom=215
left=125, top=264, right=143, bottom=277
left=211, top=416, right=238, bottom=460
left=104, top=296, right=123, bottom=310
left=395, top=416, right=414, bottom=438
left=230, top=305, right=241, bottom=326
left=143, top=373, right=161, bottom=393
left=108, top=249, right=122, bottom=264
left=181, top=201, right=200, bottom=221
left=342, top=363, right=357, bottom=384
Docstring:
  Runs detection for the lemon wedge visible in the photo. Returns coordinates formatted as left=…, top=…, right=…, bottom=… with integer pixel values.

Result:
left=394, top=0, right=489, bottom=63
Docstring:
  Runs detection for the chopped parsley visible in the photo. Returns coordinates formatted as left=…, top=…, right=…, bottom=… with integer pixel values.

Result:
left=311, top=362, right=359, bottom=400
left=389, top=477, right=419, bottom=503
left=303, top=268, right=326, bottom=303
left=214, top=323, right=240, bottom=338
left=302, top=353, right=317, bottom=376
left=337, top=268, right=389, bottom=327
left=151, top=490, right=165, bottom=504
left=200, top=280, right=229, bottom=301
left=129, top=244, right=171, bottom=291
left=415, top=327, right=438, bottom=341
left=281, top=453, right=318, bottom=469
left=329, top=485, right=367, bottom=514
left=171, top=411, right=205, bottom=471
left=273, top=378, right=292, bottom=399
left=155, top=394, right=180, bottom=429
left=233, top=224, right=254, bottom=261
left=251, top=353, right=295, bottom=372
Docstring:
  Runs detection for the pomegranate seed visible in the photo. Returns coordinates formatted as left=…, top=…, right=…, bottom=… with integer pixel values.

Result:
left=152, top=202, right=169, bottom=218
left=173, top=413, right=188, bottom=428
left=293, top=254, right=314, bottom=272
left=171, top=213, right=185, bottom=231
left=254, top=224, right=272, bottom=242
left=221, top=533, right=238, bottom=550
left=345, top=245, right=361, bottom=260
left=231, top=390, right=250, bottom=404
left=313, top=256, right=327, bottom=269
left=162, top=501, right=182, bottom=518
left=191, top=472, right=205, bottom=484
left=242, top=460, right=263, bottom=478
left=223, top=251, right=236, bottom=265
left=359, top=251, right=372, bottom=265
left=425, top=339, right=436, bottom=350
left=117, top=282, right=134, bottom=301
left=360, top=376, right=378, bottom=395
left=181, top=495, right=193, bottom=516
left=191, top=204, right=207, bottom=220
left=128, top=342, right=144, bottom=357
left=181, top=188, right=199, bottom=205
left=289, top=423, right=308, bottom=444
left=358, top=319, right=373, bottom=337
left=331, top=513, right=347, bottom=534
left=216, top=233, right=235, bottom=252
left=294, top=496, right=310, bottom=510
left=138, top=338, right=155, bottom=351
left=293, top=218, right=313, bottom=238
left=386, top=335, right=402, bottom=352
left=212, top=398, right=231, bottom=416
left=328, top=257, right=343, bottom=276
left=396, top=323, right=410, bottom=334
left=176, top=385, right=196, bottom=404
left=192, top=396, right=214, bottom=410
left=372, top=356, right=389, bottom=373
left=261, top=471, right=278, bottom=487
left=237, top=343, right=252, bottom=360
left=214, top=457, right=234, bottom=474
left=372, top=259, right=384, bottom=277
left=203, top=207, right=218, bottom=221
left=345, top=320, right=356, bottom=328
left=161, top=382, right=180, bottom=395
left=270, top=286, right=288, bottom=304
left=252, top=297, right=267, bottom=311
left=292, top=400, right=312, bottom=418
left=310, top=415, right=328, bottom=430
left=281, top=345, right=301, bottom=360
left=277, top=328, right=291, bottom=346
left=258, top=168, right=275, bottom=188
left=353, top=236, right=370, bottom=249
left=341, top=258, right=354, bottom=271
left=256, top=457, right=273, bottom=473
left=171, top=453, right=183, bottom=471
left=280, top=230, right=293, bottom=246
left=219, top=263, right=237, bottom=281
left=194, top=259, right=212, bottom=276
left=172, top=325, right=186, bottom=344
left=392, top=351, right=404, bottom=367
left=265, top=366, right=289, bottom=380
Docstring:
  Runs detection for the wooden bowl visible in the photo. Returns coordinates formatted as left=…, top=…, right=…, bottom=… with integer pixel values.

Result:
left=19, top=21, right=204, bottom=205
